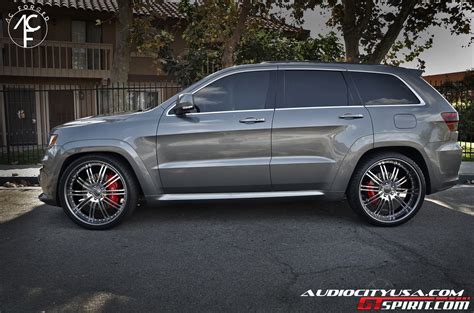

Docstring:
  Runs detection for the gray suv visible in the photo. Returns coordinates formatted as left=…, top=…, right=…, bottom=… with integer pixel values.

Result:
left=39, top=63, right=462, bottom=229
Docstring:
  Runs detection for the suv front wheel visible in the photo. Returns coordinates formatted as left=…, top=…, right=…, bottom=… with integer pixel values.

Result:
left=59, top=154, right=139, bottom=230
left=347, top=152, right=426, bottom=226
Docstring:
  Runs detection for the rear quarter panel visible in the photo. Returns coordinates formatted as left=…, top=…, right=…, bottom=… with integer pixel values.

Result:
left=336, top=69, right=461, bottom=194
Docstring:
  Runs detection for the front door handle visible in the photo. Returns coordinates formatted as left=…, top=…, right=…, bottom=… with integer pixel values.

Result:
left=239, top=117, right=265, bottom=124
left=339, top=113, right=364, bottom=120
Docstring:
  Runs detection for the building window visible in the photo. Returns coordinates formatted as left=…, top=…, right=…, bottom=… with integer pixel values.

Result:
left=129, top=91, right=160, bottom=111
left=71, top=20, right=102, bottom=70
left=98, top=89, right=160, bottom=114
left=71, top=21, right=86, bottom=70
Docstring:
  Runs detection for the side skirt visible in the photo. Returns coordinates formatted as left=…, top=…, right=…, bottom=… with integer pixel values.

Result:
left=157, top=190, right=324, bottom=201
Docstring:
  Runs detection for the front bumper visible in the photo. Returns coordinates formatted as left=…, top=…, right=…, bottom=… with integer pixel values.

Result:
left=38, top=145, right=64, bottom=207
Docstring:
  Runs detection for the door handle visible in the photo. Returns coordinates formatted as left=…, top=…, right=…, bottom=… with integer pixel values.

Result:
left=339, top=113, right=364, bottom=119
left=239, top=117, right=265, bottom=124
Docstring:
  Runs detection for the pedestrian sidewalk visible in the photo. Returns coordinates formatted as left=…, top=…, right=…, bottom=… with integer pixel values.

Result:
left=1, top=162, right=473, bottom=185
left=0, top=164, right=41, bottom=185
left=0, top=164, right=41, bottom=178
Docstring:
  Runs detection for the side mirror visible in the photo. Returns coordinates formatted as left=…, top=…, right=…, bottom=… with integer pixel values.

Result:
left=174, top=93, right=195, bottom=115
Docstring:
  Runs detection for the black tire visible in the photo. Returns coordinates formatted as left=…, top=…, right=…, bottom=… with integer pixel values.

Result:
left=347, top=152, right=426, bottom=226
left=59, top=154, right=139, bottom=230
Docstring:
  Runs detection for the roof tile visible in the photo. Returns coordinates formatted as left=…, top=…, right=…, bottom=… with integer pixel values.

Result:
left=14, top=0, right=304, bottom=33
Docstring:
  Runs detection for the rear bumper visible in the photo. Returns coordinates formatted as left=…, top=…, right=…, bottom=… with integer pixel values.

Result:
left=424, top=141, right=462, bottom=194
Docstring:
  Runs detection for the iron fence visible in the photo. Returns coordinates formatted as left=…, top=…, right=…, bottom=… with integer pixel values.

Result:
left=0, top=82, right=181, bottom=164
left=435, top=84, right=473, bottom=161
left=0, top=81, right=472, bottom=164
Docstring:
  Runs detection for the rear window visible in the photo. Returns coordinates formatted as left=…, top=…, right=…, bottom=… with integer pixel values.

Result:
left=282, top=70, right=348, bottom=108
left=351, top=72, right=420, bottom=105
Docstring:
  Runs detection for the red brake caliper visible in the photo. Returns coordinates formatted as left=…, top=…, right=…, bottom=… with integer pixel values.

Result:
left=106, top=173, right=121, bottom=206
left=366, top=180, right=378, bottom=203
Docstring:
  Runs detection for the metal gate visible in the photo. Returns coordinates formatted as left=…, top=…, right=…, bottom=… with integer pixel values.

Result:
left=0, top=82, right=181, bottom=164
left=4, top=88, right=38, bottom=145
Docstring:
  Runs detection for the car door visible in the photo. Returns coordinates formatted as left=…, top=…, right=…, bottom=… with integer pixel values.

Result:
left=157, top=69, right=277, bottom=193
left=270, top=67, right=373, bottom=191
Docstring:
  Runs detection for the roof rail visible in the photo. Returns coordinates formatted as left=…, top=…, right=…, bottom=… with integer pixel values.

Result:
left=259, top=60, right=386, bottom=65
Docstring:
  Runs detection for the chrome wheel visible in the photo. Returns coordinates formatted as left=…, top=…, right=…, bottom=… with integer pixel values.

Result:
left=64, top=161, right=127, bottom=226
left=358, top=158, right=422, bottom=223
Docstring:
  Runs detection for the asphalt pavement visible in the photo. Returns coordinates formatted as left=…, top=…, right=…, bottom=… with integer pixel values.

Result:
left=0, top=186, right=473, bottom=312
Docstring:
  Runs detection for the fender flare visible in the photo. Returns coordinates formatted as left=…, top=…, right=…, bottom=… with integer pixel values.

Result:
left=60, top=139, right=160, bottom=197
left=331, top=134, right=432, bottom=193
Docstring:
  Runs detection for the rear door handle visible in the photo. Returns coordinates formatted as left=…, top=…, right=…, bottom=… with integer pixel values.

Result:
left=239, top=117, right=266, bottom=124
left=339, top=113, right=364, bottom=120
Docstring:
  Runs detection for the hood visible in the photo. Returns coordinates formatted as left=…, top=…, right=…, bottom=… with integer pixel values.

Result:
left=53, top=111, right=142, bottom=130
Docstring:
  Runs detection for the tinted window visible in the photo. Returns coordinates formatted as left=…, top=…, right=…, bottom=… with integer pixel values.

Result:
left=193, top=71, right=271, bottom=113
left=282, top=70, right=348, bottom=108
left=351, top=72, right=420, bottom=105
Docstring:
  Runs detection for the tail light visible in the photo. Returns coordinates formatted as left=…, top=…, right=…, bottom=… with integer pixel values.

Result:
left=441, top=112, right=459, bottom=132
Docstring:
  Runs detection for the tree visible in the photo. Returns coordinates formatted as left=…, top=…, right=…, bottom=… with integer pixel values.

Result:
left=110, top=0, right=133, bottom=83
left=290, top=0, right=473, bottom=66
left=131, top=0, right=345, bottom=85
left=179, top=0, right=281, bottom=68
left=221, top=0, right=252, bottom=67
left=137, top=27, right=343, bottom=86
left=237, top=29, right=343, bottom=64
left=131, top=16, right=176, bottom=72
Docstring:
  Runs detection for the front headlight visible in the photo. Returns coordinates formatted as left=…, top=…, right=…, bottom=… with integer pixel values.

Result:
left=48, top=134, right=58, bottom=147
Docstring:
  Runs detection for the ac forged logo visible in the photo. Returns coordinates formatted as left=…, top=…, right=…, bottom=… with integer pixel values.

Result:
left=6, top=5, right=49, bottom=48
left=301, top=289, right=471, bottom=311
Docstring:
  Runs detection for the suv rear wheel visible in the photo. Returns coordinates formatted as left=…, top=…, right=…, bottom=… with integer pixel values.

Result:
left=59, top=154, right=138, bottom=230
left=347, top=152, right=426, bottom=226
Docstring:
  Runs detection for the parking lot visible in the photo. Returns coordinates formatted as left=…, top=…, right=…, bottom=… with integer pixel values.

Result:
left=0, top=186, right=473, bottom=312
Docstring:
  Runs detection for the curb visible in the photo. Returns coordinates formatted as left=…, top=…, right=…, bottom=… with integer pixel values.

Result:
left=0, top=176, right=39, bottom=186
left=459, top=174, right=474, bottom=184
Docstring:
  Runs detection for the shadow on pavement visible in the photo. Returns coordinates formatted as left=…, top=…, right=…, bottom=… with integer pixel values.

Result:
left=1, top=191, right=473, bottom=312
left=129, top=197, right=359, bottom=225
